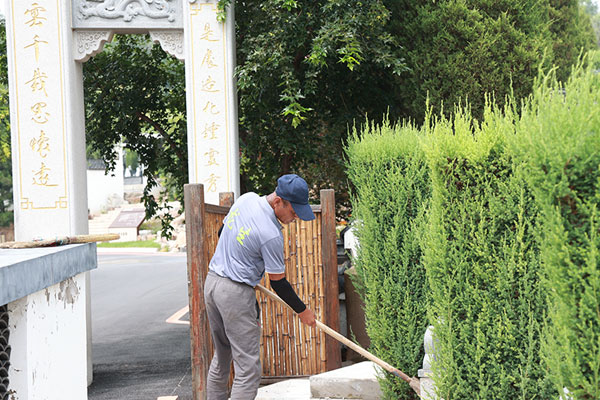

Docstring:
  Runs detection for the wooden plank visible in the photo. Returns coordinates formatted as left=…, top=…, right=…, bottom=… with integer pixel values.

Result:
left=320, top=189, right=341, bottom=371
left=298, top=220, right=310, bottom=374
left=184, top=184, right=210, bottom=400
left=288, top=222, right=301, bottom=375
left=205, top=203, right=230, bottom=215
left=316, top=214, right=327, bottom=372
left=307, top=219, right=318, bottom=374
left=282, top=227, right=294, bottom=375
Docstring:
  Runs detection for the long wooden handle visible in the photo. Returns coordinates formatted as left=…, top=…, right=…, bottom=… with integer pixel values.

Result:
left=255, top=284, right=421, bottom=396
left=0, top=233, right=120, bottom=249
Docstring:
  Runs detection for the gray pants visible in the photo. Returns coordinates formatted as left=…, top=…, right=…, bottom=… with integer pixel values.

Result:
left=204, top=271, right=261, bottom=400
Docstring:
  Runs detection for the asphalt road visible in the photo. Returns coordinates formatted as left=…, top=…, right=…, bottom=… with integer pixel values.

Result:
left=87, top=251, right=193, bottom=400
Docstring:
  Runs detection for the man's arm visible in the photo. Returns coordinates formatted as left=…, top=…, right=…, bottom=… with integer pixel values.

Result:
left=268, top=273, right=316, bottom=327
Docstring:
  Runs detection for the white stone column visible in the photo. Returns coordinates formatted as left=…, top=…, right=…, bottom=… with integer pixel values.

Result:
left=8, top=275, right=89, bottom=400
left=184, top=0, right=240, bottom=204
left=6, top=0, right=88, bottom=240
left=5, top=0, right=91, bottom=394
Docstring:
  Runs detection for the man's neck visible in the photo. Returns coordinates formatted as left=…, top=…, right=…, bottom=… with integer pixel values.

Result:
left=266, top=192, right=277, bottom=209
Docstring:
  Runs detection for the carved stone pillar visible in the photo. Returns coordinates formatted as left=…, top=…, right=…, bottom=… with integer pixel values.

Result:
left=183, top=0, right=240, bottom=204
left=5, top=0, right=90, bottom=397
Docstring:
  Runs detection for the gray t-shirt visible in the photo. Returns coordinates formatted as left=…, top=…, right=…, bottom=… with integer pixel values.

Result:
left=209, top=192, right=285, bottom=287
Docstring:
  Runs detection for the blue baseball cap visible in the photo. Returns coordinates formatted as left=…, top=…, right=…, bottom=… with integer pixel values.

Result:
left=275, top=174, right=315, bottom=221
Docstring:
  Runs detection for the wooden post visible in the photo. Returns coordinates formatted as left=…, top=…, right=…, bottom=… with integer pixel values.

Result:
left=185, top=184, right=210, bottom=400
left=320, top=189, right=342, bottom=371
left=219, top=192, right=234, bottom=207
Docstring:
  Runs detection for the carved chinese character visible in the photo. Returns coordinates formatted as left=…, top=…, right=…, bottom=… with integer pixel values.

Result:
left=31, top=102, right=49, bottom=124
left=200, top=23, right=218, bottom=42
left=32, top=162, right=57, bottom=187
left=203, top=101, right=220, bottom=115
left=25, top=3, right=47, bottom=27
left=201, top=75, right=219, bottom=92
left=205, top=148, right=219, bottom=166
left=201, top=49, right=218, bottom=69
left=202, top=122, right=220, bottom=140
left=25, top=68, right=48, bottom=96
left=207, top=173, right=220, bottom=192
left=24, top=35, right=48, bottom=62
left=30, top=130, right=50, bottom=158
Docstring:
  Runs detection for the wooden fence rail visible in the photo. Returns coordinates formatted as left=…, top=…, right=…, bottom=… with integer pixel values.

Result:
left=184, top=184, right=341, bottom=399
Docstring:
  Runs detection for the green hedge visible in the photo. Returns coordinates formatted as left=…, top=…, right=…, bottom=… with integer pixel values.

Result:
left=422, top=104, right=552, bottom=399
left=346, top=52, right=600, bottom=399
left=346, top=120, right=430, bottom=400
left=511, top=54, right=600, bottom=399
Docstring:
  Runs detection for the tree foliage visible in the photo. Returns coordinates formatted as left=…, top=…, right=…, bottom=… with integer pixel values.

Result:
left=389, top=0, right=597, bottom=122
left=82, top=0, right=595, bottom=228
left=83, top=34, right=187, bottom=236
left=549, top=0, right=598, bottom=83
left=234, top=0, right=407, bottom=202
left=2, top=1, right=596, bottom=231
left=82, top=1, right=407, bottom=226
left=581, top=0, right=600, bottom=46
left=0, top=18, right=12, bottom=227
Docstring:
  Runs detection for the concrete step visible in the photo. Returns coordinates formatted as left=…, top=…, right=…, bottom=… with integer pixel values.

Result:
left=87, top=207, right=125, bottom=235
left=255, top=362, right=383, bottom=400
left=256, top=379, right=311, bottom=400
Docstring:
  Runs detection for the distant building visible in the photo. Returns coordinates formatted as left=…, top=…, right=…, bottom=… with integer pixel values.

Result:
left=86, top=155, right=124, bottom=215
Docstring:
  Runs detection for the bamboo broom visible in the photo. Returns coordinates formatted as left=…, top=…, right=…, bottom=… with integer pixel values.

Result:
left=255, top=283, right=421, bottom=398
left=0, top=233, right=120, bottom=249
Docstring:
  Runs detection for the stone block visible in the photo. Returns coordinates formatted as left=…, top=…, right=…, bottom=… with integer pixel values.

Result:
left=309, top=361, right=383, bottom=400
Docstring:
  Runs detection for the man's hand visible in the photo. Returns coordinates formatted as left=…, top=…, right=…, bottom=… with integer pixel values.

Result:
left=298, top=308, right=316, bottom=327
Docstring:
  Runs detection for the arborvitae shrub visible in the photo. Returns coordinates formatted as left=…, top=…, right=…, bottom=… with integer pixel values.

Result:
left=346, top=121, right=430, bottom=399
left=345, top=52, right=599, bottom=400
left=422, top=106, right=553, bottom=399
left=511, top=53, right=600, bottom=399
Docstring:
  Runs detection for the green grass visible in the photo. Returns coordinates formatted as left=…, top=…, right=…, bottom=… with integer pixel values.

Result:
left=139, top=219, right=162, bottom=234
left=98, top=240, right=161, bottom=248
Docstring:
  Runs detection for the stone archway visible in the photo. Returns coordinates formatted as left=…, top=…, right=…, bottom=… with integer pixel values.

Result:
left=4, top=0, right=239, bottom=396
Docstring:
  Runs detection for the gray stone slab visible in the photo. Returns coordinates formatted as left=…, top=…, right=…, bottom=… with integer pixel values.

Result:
left=255, top=379, right=311, bottom=400
left=253, top=362, right=388, bottom=399
left=309, top=361, right=384, bottom=400
left=0, top=243, right=97, bottom=306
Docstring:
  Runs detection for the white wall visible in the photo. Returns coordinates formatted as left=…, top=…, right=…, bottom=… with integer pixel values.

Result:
left=86, top=151, right=124, bottom=215
left=8, top=273, right=88, bottom=400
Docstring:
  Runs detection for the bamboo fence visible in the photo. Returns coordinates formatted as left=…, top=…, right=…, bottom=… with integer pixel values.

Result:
left=185, top=185, right=340, bottom=399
